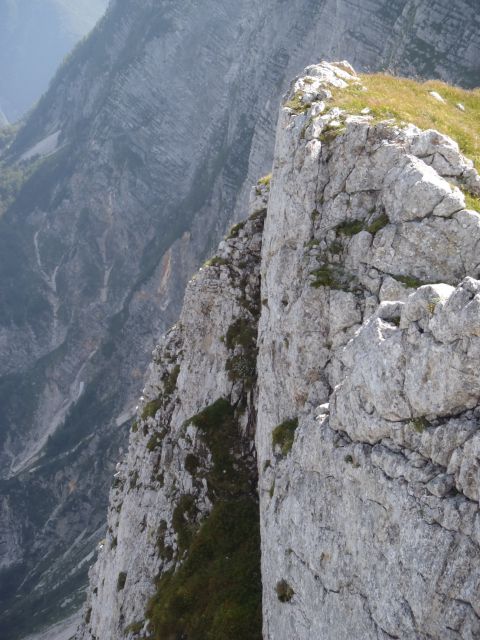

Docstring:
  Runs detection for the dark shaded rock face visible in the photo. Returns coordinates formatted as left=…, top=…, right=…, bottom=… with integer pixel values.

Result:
left=0, top=0, right=107, bottom=121
left=0, top=0, right=479, bottom=636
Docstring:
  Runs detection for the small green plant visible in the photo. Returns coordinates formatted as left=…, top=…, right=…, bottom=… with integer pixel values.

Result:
left=156, top=521, right=174, bottom=562
left=225, top=318, right=258, bottom=390
left=319, top=126, right=346, bottom=143
left=163, top=365, right=180, bottom=399
left=125, top=620, right=144, bottom=635
left=328, top=239, right=343, bottom=255
left=147, top=433, right=163, bottom=452
left=410, top=416, right=429, bottom=433
left=142, top=398, right=162, bottom=421
left=285, top=91, right=311, bottom=114
left=225, top=318, right=256, bottom=351
left=117, top=572, right=127, bottom=591
left=366, top=212, right=389, bottom=234
left=334, top=212, right=389, bottom=238
left=131, top=420, right=138, bottom=433
left=275, top=579, right=294, bottom=603
left=204, top=255, right=228, bottom=268
left=249, top=207, right=267, bottom=221
left=309, top=264, right=354, bottom=290
left=258, top=173, right=272, bottom=187
left=336, top=219, right=365, bottom=236
left=227, top=220, right=246, bottom=239
left=310, top=266, right=336, bottom=288
left=393, top=274, right=428, bottom=289
left=272, top=417, right=299, bottom=456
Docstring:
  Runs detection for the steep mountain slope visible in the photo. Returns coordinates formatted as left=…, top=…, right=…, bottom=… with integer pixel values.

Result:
left=76, top=62, right=480, bottom=639
left=0, top=1, right=479, bottom=637
left=0, top=0, right=107, bottom=120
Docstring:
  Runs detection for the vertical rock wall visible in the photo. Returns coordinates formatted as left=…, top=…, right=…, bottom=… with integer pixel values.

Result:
left=257, top=62, right=480, bottom=640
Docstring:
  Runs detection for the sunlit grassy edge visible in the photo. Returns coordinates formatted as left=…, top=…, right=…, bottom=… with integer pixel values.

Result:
left=330, top=73, right=480, bottom=171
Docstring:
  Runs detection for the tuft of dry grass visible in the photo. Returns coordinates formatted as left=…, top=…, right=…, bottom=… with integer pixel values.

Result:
left=464, top=191, right=480, bottom=212
left=331, top=74, right=480, bottom=169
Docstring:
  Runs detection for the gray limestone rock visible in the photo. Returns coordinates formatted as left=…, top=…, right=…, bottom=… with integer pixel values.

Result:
left=1, top=0, right=479, bottom=633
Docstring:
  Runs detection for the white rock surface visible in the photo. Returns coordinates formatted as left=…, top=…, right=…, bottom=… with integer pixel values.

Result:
left=258, top=62, right=480, bottom=640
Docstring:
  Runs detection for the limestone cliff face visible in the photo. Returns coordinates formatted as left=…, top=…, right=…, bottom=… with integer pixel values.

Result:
left=79, top=62, right=480, bottom=639
left=1, top=1, right=480, bottom=636
left=258, top=62, right=480, bottom=640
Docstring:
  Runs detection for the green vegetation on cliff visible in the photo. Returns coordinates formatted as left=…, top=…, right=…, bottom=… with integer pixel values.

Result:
left=146, top=399, right=261, bottom=639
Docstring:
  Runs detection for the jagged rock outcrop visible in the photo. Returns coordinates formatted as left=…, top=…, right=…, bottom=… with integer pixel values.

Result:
left=2, top=1, right=480, bottom=636
left=79, top=62, right=480, bottom=639
left=78, top=189, right=267, bottom=639
left=258, top=62, right=480, bottom=640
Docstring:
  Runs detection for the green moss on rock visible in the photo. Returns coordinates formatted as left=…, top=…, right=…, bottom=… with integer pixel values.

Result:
left=141, top=398, right=162, bottom=421
left=285, top=91, right=310, bottom=114
left=227, top=221, right=246, bottom=239
left=225, top=319, right=258, bottom=391
left=204, top=256, right=228, bottom=268
left=117, top=572, right=127, bottom=591
left=172, top=494, right=199, bottom=554
left=366, top=212, right=389, bottom=234
left=393, top=274, right=428, bottom=289
left=275, top=579, right=294, bottom=603
left=272, top=417, right=299, bottom=456
left=410, top=416, right=430, bottom=433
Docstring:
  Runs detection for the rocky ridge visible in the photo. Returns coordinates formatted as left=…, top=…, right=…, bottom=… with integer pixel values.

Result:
left=2, top=1, right=480, bottom=636
left=79, top=62, right=480, bottom=639
left=259, top=62, right=480, bottom=639
left=77, top=187, right=267, bottom=639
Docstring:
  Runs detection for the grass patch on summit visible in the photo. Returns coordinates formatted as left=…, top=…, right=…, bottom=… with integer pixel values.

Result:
left=465, top=191, right=480, bottom=212
left=332, top=74, right=480, bottom=168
